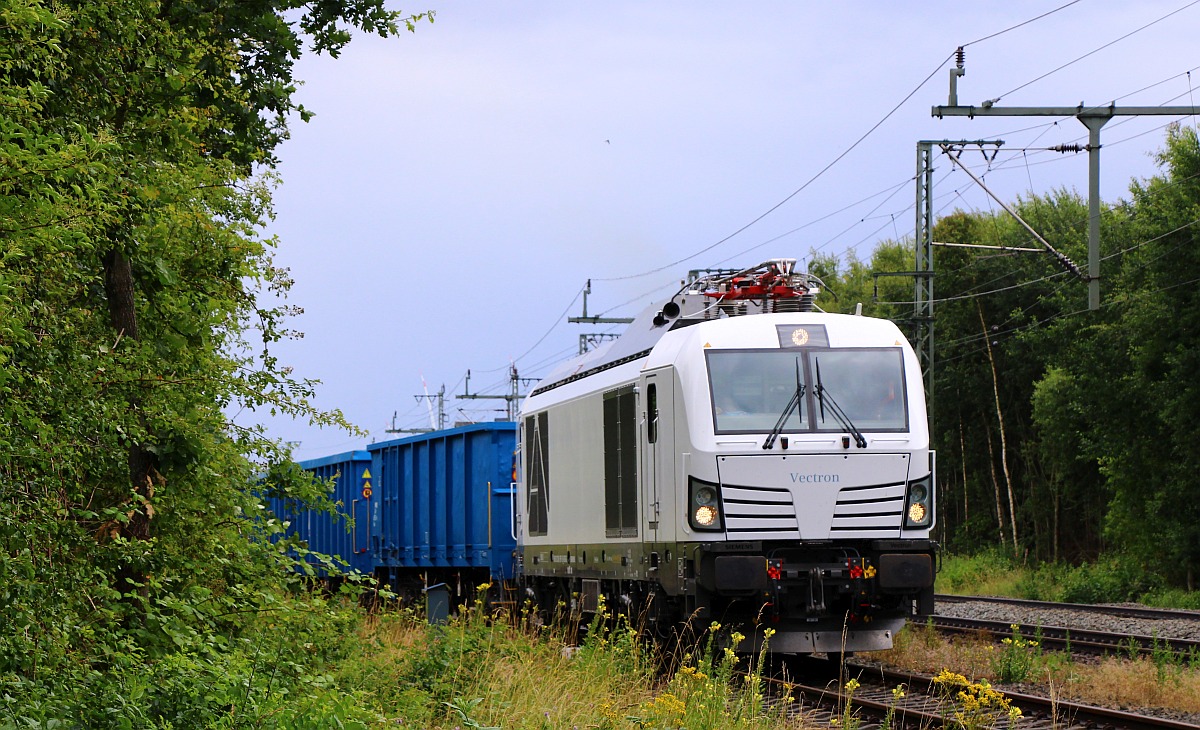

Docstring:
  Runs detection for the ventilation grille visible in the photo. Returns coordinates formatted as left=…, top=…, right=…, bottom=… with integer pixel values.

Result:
left=831, top=482, right=906, bottom=538
left=722, top=484, right=798, bottom=534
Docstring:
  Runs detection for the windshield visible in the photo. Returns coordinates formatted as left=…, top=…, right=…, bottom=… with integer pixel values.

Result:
left=708, top=348, right=908, bottom=434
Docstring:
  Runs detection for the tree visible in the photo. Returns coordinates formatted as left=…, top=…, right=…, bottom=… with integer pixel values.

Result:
left=1, top=0, right=429, bottom=721
left=1098, top=125, right=1200, bottom=589
left=30, top=0, right=429, bottom=588
left=927, top=192, right=1101, bottom=559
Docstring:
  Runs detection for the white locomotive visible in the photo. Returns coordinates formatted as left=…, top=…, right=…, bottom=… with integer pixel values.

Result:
left=517, top=259, right=935, bottom=654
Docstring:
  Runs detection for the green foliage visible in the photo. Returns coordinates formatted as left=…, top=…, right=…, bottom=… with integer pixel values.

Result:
left=1141, top=590, right=1200, bottom=611
left=940, top=550, right=1200, bottom=609
left=626, top=623, right=788, bottom=730
left=0, top=0, right=428, bottom=725
left=0, top=595, right=380, bottom=728
left=329, top=598, right=806, bottom=729
left=1017, top=554, right=1163, bottom=603
left=807, top=241, right=910, bottom=319
left=332, top=592, right=657, bottom=728
left=1149, top=633, right=1186, bottom=687
left=932, top=670, right=1023, bottom=729
left=936, top=549, right=1022, bottom=595
left=990, top=624, right=1039, bottom=683
left=443, top=697, right=500, bottom=730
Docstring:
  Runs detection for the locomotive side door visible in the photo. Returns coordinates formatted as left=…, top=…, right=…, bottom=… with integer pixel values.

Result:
left=643, top=370, right=677, bottom=544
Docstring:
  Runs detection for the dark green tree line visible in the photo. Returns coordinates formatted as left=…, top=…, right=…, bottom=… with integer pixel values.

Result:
left=817, top=126, right=1200, bottom=592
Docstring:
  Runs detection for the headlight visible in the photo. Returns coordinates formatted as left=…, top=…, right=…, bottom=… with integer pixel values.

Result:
left=904, top=474, right=933, bottom=528
left=688, top=477, right=724, bottom=531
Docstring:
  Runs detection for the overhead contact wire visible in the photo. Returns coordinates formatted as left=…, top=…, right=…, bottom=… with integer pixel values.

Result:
left=960, top=0, right=1084, bottom=47
left=990, top=0, right=1200, bottom=103
left=594, top=51, right=958, bottom=283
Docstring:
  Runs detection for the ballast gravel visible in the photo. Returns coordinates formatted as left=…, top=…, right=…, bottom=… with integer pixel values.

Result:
left=927, top=597, right=1200, bottom=727
left=933, top=597, right=1200, bottom=641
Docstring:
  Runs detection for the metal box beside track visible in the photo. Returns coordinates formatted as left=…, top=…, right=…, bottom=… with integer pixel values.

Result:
left=368, top=422, right=519, bottom=580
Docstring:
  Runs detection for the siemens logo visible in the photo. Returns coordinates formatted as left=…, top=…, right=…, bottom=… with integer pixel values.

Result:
left=790, top=473, right=840, bottom=483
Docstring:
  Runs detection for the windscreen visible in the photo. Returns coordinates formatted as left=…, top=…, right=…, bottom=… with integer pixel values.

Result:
left=708, top=351, right=807, bottom=433
left=707, top=348, right=908, bottom=434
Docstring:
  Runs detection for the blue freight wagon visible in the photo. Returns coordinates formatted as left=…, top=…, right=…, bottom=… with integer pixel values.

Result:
left=368, top=422, right=519, bottom=602
left=270, top=450, right=374, bottom=575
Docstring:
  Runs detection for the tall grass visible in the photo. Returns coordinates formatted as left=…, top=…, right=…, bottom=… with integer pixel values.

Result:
left=936, top=549, right=1028, bottom=597
left=331, top=588, right=807, bottom=728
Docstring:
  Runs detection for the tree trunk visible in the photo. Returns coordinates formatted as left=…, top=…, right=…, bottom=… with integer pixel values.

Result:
left=103, top=246, right=156, bottom=587
left=979, top=303, right=1018, bottom=556
left=1053, top=487, right=1060, bottom=563
left=959, top=417, right=969, bottom=532
left=983, top=422, right=1008, bottom=548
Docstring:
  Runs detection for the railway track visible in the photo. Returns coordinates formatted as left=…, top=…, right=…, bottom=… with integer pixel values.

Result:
left=765, top=662, right=1200, bottom=729
left=930, top=594, right=1200, bottom=658
left=935, top=593, right=1200, bottom=622
left=733, top=595, right=1200, bottom=727
left=926, top=614, right=1200, bottom=658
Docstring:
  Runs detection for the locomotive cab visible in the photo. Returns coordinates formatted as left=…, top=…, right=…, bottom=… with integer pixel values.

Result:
left=645, top=305, right=935, bottom=653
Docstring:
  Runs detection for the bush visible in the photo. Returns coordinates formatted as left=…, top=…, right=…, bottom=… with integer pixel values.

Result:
left=1141, top=589, right=1200, bottom=610
left=937, top=549, right=1023, bottom=595
left=0, top=590, right=377, bottom=729
left=1018, top=555, right=1163, bottom=604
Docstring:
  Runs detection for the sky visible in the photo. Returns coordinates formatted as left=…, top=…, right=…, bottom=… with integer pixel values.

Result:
left=243, top=1, right=1200, bottom=460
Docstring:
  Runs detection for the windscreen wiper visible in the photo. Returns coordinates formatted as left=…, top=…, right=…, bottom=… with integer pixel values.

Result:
left=763, top=358, right=804, bottom=450
left=815, top=357, right=867, bottom=449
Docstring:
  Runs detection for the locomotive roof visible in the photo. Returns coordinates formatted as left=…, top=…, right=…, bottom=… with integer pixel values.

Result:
left=528, top=260, right=832, bottom=399
left=531, top=300, right=668, bottom=397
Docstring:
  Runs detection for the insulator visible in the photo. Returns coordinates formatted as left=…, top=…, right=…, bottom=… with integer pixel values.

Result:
left=1057, top=253, right=1082, bottom=277
left=955, top=46, right=965, bottom=68
left=1049, top=143, right=1083, bottom=153
left=773, top=298, right=802, bottom=313
left=718, top=302, right=747, bottom=318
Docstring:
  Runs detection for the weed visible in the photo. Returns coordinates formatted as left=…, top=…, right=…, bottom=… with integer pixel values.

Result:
left=1123, top=635, right=1141, bottom=661
left=835, top=677, right=862, bottom=730
left=627, top=623, right=797, bottom=729
left=991, top=624, right=1038, bottom=683
left=1188, top=645, right=1200, bottom=670
left=932, top=669, right=1023, bottom=730
left=937, top=549, right=1025, bottom=596
left=879, top=684, right=907, bottom=730
left=1150, top=633, right=1183, bottom=687
left=444, top=697, right=499, bottom=730
left=876, top=621, right=1200, bottom=716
